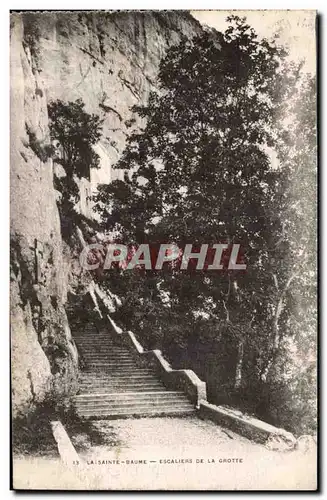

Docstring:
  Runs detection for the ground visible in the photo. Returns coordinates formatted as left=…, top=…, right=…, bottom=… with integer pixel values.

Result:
left=13, top=416, right=317, bottom=490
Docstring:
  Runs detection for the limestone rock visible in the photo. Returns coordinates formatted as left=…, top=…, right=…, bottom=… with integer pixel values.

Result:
left=265, top=430, right=297, bottom=452
left=10, top=11, right=203, bottom=416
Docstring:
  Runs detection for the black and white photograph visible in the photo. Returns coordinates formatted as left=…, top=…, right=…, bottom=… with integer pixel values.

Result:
left=10, top=9, right=317, bottom=490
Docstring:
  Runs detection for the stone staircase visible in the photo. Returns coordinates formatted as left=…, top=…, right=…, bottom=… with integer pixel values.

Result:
left=72, top=322, right=195, bottom=419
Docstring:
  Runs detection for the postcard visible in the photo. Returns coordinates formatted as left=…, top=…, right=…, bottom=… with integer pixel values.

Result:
left=10, top=9, right=317, bottom=490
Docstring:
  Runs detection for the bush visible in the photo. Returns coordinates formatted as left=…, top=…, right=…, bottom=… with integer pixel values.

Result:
left=12, top=390, right=74, bottom=457
left=22, top=13, right=41, bottom=68
left=25, top=124, right=54, bottom=162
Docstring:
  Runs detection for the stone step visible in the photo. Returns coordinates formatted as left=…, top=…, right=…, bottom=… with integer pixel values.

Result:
left=76, top=400, right=194, bottom=410
left=75, top=402, right=192, bottom=412
left=73, top=332, right=194, bottom=421
left=79, top=378, right=159, bottom=385
left=76, top=407, right=196, bottom=419
left=79, top=373, right=160, bottom=379
left=75, top=334, right=107, bottom=338
left=74, top=342, right=129, bottom=351
left=81, top=369, right=154, bottom=375
left=79, top=382, right=163, bottom=389
left=80, top=353, right=132, bottom=358
left=74, top=391, right=183, bottom=400
left=75, top=391, right=179, bottom=399
left=82, top=362, right=138, bottom=366
left=79, top=349, right=132, bottom=352
left=79, top=371, right=156, bottom=377
left=75, top=342, right=124, bottom=347
left=81, top=358, right=135, bottom=363
left=76, top=343, right=127, bottom=350
left=75, top=402, right=192, bottom=413
left=82, top=356, right=136, bottom=359
left=79, top=381, right=164, bottom=389
left=76, top=339, right=126, bottom=342
left=78, top=349, right=127, bottom=352
left=77, top=342, right=128, bottom=345
left=79, top=370, right=155, bottom=378
left=77, top=347, right=131, bottom=351
left=78, top=377, right=163, bottom=384
left=79, top=377, right=160, bottom=383
left=80, top=373, right=155, bottom=378
left=84, top=367, right=141, bottom=373
left=75, top=343, right=129, bottom=347
left=81, top=361, right=139, bottom=366
left=81, top=373, right=151, bottom=378
left=82, top=365, right=140, bottom=370
left=78, top=385, right=166, bottom=393
left=77, top=349, right=132, bottom=353
left=79, top=373, right=158, bottom=384
left=78, top=348, right=132, bottom=352
left=75, top=334, right=119, bottom=338
left=79, top=352, right=132, bottom=357
left=79, top=376, right=160, bottom=382
left=75, top=336, right=119, bottom=341
left=74, top=396, right=189, bottom=406
left=85, top=368, right=143, bottom=374
left=80, top=355, right=135, bottom=360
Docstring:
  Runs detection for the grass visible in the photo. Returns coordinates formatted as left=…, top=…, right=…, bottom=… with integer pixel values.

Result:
left=12, top=405, right=59, bottom=458
left=66, top=418, right=122, bottom=453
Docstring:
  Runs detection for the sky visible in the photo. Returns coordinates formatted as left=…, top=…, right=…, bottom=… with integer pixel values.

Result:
left=191, top=10, right=316, bottom=75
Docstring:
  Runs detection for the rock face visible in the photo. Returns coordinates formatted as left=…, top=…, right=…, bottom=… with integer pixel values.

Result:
left=11, top=15, right=79, bottom=417
left=23, top=11, right=202, bottom=217
left=10, top=11, right=203, bottom=416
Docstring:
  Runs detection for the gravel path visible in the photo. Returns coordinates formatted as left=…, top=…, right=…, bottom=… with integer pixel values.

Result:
left=68, top=416, right=317, bottom=490
left=13, top=416, right=317, bottom=490
left=93, top=416, right=245, bottom=448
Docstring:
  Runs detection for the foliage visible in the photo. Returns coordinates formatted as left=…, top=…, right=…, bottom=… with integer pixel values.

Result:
left=25, top=124, right=55, bottom=162
left=12, top=390, right=73, bottom=457
left=22, top=13, right=41, bottom=68
left=48, top=98, right=103, bottom=180
left=262, top=73, right=317, bottom=434
left=48, top=98, right=103, bottom=239
left=93, top=17, right=316, bottom=435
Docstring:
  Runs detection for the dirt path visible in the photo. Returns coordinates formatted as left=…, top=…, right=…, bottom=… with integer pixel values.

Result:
left=65, top=416, right=317, bottom=490
left=12, top=416, right=317, bottom=490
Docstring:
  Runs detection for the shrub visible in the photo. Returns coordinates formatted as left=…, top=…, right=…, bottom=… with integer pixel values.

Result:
left=25, top=124, right=54, bottom=162
left=12, top=390, right=74, bottom=457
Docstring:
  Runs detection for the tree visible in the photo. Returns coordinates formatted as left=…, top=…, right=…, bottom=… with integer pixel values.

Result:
left=48, top=98, right=103, bottom=179
left=48, top=98, right=103, bottom=221
left=259, top=74, right=317, bottom=433
left=93, top=17, right=316, bottom=433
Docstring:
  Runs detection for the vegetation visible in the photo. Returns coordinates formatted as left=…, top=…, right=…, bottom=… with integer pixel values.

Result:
left=22, top=13, right=41, bottom=70
left=12, top=388, right=119, bottom=456
left=48, top=98, right=102, bottom=180
left=93, top=17, right=316, bottom=435
left=12, top=391, right=70, bottom=457
left=25, top=124, right=54, bottom=162
left=48, top=98, right=103, bottom=239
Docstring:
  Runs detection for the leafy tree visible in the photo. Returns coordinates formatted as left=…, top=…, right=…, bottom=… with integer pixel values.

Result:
left=93, top=17, right=316, bottom=434
left=48, top=98, right=103, bottom=229
left=260, top=74, right=317, bottom=433
left=48, top=98, right=103, bottom=179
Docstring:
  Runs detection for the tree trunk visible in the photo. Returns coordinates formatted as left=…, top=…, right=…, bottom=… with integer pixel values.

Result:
left=234, top=339, right=244, bottom=390
left=273, top=270, right=299, bottom=349
left=261, top=270, right=300, bottom=382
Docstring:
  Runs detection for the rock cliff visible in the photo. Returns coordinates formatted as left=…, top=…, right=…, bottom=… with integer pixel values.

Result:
left=10, top=11, right=203, bottom=416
